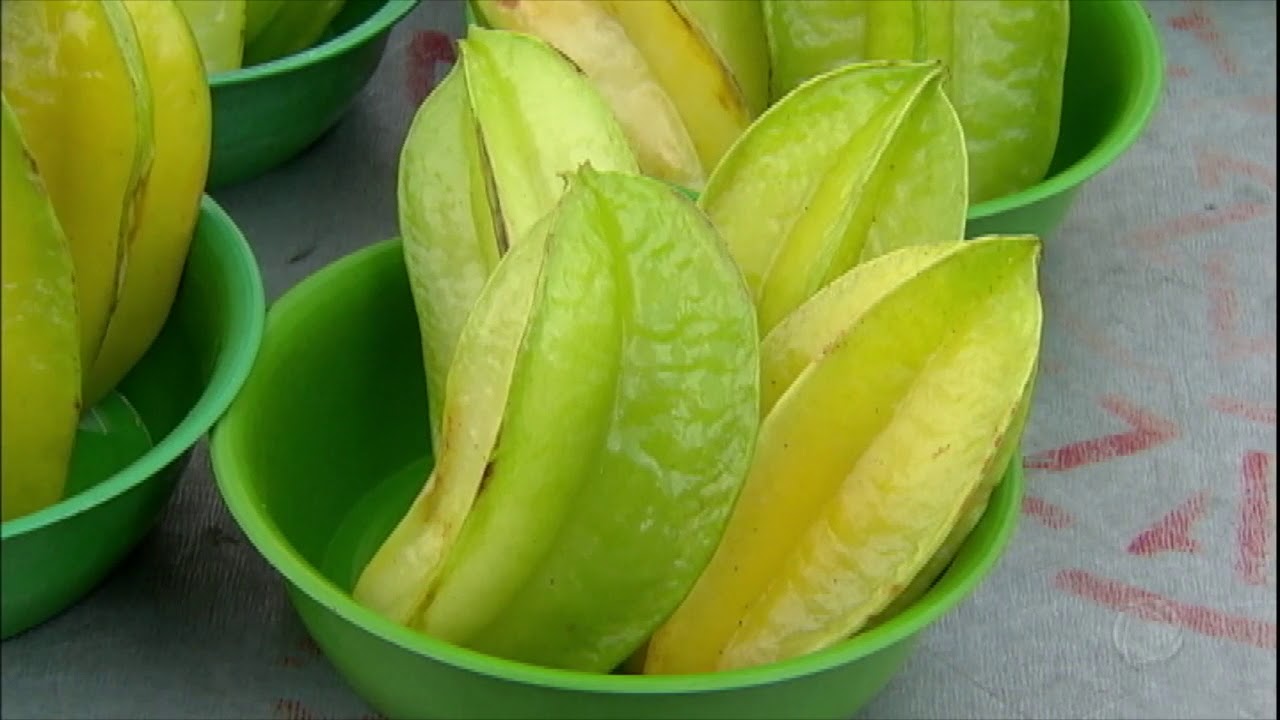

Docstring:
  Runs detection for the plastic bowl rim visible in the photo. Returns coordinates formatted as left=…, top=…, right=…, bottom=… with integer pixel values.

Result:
left=210, top=236, right=1026, bottom=696
left=207, top=0, right=419, bottom=86
left=2, top=196, right=266, bottom=540
left=967, top=0, right=1166, bottom=220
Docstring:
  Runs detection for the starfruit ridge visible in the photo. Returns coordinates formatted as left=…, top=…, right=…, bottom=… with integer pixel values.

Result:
left=645, top=235, right=1042, bottom=674
left=698, top=59, right=968, bottom=335
left=397, top=26, right=637, bottom=449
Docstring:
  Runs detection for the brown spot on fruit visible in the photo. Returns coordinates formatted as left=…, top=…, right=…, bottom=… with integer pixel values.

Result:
left=478, top=459, right=496, bottom=494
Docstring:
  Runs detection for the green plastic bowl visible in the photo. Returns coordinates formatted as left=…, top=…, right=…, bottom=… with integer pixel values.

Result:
left=463, top=0, right=1163, bottom=242
left=207, top=0, right=418, bottom=189
left=1, top=196, right=265, bottom=640
left=210, top=237, right=1025, bottom=720
left=963, top=0, right=1164, bottom=239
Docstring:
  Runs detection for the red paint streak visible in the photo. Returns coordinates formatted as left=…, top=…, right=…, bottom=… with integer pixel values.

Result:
left=299, top=635, right=323, bottom=657
left=1169, top=64, right=1192, bottom=78
left=1209, top=396, right=1277, bottom=425
left=1205, top=250, right=1277, bottom=362
left=405, top=31, right=458, bottom=108
left=1054, top=569, right=1276, bottom=650
left=273, top=698, right=318, bottom=720
left=1235, top=94, right=1277, bottom=115
left=272, top=699, right=379, bottom=720
left=1023, top=395, right=1179, bottom=473
left=1134, top=202, right=1272, bottom=264
left=1127, top=490, right=1210, bottom=556
left=1195, top=149, right=1277, bottom=192
left=1168, top=2, right=1238, bottom=75
left=1236, top=451, right=1274, bottom=586
left=1022, top=495, right=1075, bottom=529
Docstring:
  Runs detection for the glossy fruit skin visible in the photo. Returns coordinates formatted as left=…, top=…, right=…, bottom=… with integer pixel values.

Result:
left=397, top=27, right=637, bottom=450
left=474, top=0, right=704, bottom=190
left=86, top=0, right=213, bottom=408
left=242, top=0, right=347, bottom=67
left=699, top=60, right=968, bottom=336
left=1, top=0, right=154, bottom=382
left=763, top=0, right=1070, bottom=204
left=594, top=0, right=751, bottom=184
left=360, top=168, right=760, bottom=674
left=645, top=236, right=1042, bottom=675
left=243, top=0, right=286, bottom=48
left=671, top=0, right=770, bottom=118
left=173, top=0, right=247, bottom=74
left=473, top=0, right=765, bottom=192
left=0, top=97, right=82, bottom=523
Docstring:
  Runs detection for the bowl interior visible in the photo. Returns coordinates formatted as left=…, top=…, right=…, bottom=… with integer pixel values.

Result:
left=212, top=237, right=1025, bottom=695
left=2, top=196, right=265, bottom=539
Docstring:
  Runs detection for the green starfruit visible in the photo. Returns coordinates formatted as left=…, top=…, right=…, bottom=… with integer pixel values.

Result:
left=763, top=0, right=1070, bottom=203
left=646, top=235, right=1043, bottom=674
left=699, top=60, right=968, bottom=335
left=357, top=167, right=760, bottom=674
left=397, top=26, right=637, bottom=450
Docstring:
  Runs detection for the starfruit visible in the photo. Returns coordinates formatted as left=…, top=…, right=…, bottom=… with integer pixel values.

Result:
left=356, top=167, right=760, bottom=673
left=86, top=0, right=213, bottom=408
left=473, top=0, right=765, bottom=191
left=644, top=235, right=1043, bottom=674
left=397, top=26, right=637, bottom=450
left=699, top=60, right=967, bottom=335
left=1, top=0, right=154, bottom=383
left=241, top=0, right=347, bottom=67
left=763, top=0, right=1070, bottom=204
left=173, top=0, right=247, bottom=74
left=244, top=0, right=287, bottom=49
left=0, top=95, right=81, bottom=522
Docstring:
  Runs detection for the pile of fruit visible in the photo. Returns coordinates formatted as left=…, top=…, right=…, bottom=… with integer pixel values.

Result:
left=354, top=0, right=1058, bottom=678
left=0, top=0, right=211, bottom=521
left=471, top=0, right=1068, bottom=203
left=174, top=0, right=350, bottom=75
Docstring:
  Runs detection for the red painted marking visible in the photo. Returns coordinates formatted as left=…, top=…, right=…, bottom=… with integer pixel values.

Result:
left=1235, top=95, right=1277, bottom=115
left=273, top=698, right=318, bottom=720
left=1127, top=490, right=1210, bottom=556
left=1235, top=451, right=1274, bottom=586
left=1195, top=149, right=1277, bottom=192
left=1168, top=1, right=1239, bottom=75
left=1209, top=396, right=1277, bottom=425
left=1133, top=202, right=1272, bottom=263
left=1169, top=64, right=1192, bottom=78
left=405, top=30, right=458, bottom=107
left=1205, top=250, right=1277, bottom=362
left=1024, top=395, right=1179, bottom=473
left=1022, top=495, right=1075, bottom=529
left=299, top=635, right=323, bottom=657
left=1054, top=569, right=1276, bottom=650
